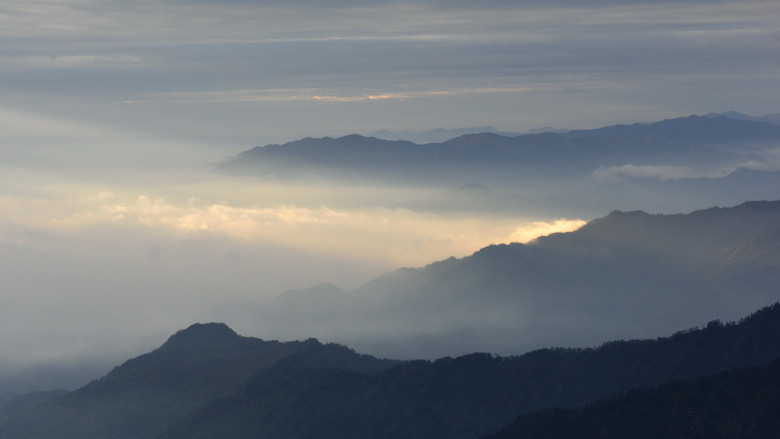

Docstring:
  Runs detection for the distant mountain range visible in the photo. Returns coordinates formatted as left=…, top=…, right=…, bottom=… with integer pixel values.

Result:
left=370, top=126, right=535, bottom=143
left=208, top=199, right=780, bottom=360
left=367, top=111, right=780, bottom=144
left=217, top=115, right=779, bottom=186
left=3, top=302, right=780, bottom=439
left=215, top=114, right=780, bottom=214
left=563, top=113, right=780, bottom=143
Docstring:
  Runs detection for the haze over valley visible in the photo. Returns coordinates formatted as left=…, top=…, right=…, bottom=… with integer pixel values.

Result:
left=2, top=0, right=780, bottom=437
left=2, top=111, right=780, bottom=403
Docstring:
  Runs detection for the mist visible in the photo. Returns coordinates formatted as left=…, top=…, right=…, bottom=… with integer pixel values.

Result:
left=1, top=0, right=779, bottom=404
left=0, top=153, right=586, bottom=377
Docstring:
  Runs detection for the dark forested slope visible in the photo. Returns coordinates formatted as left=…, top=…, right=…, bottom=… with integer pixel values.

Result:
left=3, top=304, right=780, bottom=439
left=484, top=356, right=780, bottom=439
left=0, top=324, right=398, bottom=439
left=159, top=304, right=780, bottom=439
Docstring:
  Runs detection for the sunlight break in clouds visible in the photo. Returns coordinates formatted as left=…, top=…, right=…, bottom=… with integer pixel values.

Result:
left=37, top=192, right=585, bottom=267
left=510, top=219, right=587, bottom=243
left=134, top=87, right=535, bottom=105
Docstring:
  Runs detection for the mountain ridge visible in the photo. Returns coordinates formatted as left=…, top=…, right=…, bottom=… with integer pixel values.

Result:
left=159, top=303, right=780, bottom=439
left=215, top=115, right=777, bottom=191
left=4, top=290, right=780, bottom=438
left=210, top=199, right=780, bottom=359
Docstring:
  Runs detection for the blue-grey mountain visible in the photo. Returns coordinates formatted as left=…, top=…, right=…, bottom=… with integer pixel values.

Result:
left=211, top=200, right=780, bottom=359
left=216, top=114, right=780, bottom=214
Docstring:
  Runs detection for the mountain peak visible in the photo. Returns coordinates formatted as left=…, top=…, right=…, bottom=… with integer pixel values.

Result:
left=160, top=322, right=238, bottom=350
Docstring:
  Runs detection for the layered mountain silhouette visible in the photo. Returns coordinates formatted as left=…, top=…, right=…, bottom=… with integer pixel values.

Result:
left=210, top=199, right=780, bottom=359
left=159, top=304, right=780, bottom=439
left=3, top=304, right=780, bottom=439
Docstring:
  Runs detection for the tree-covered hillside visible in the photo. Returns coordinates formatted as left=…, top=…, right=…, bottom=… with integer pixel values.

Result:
left=159, top=304, right=780, bottom=439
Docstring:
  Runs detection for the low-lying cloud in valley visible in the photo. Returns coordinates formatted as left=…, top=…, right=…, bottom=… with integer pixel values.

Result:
left=0, top=174, right=585, bottom=372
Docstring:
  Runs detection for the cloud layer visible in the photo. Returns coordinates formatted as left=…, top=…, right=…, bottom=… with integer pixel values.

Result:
left=0, top=177, right=584, bottom=369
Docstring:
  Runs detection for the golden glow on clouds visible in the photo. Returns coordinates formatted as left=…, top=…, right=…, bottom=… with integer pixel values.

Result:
left=1, top=188, right=585, bottom=268
left=509, top=219, right=588, bottom=243
left=132, top=86, right=535, bottom=105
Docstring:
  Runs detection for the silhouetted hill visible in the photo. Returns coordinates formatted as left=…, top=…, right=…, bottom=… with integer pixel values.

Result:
left=3, top=304, right=780, bottom=439
left=0, top=324, right=392, bottom=439
left=485, top=355, right=780, bottom=439
left=160, top=304, right=780, bottom=439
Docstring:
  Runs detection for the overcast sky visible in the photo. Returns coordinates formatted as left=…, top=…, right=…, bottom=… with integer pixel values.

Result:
left=1, top=0, right=779, bottom=160
left=0, top=0, right=778, bottom=383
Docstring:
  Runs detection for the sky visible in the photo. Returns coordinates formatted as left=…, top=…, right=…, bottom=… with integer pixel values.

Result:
left=0, top=0, right=779, bottom=384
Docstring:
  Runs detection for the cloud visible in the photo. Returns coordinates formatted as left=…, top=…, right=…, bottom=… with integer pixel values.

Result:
left=33, top=190, right=582, bottom=267
left=593, top=164, right=696, bottom=181
left=0, top=180, right=587, bottom=370
left=132, top=86, right=537, bottom=105
left=1, top=0, right=778, bottom=146
left=591, top=163, right=770, bottom=182
left=0, top=55, right=142, bottom=71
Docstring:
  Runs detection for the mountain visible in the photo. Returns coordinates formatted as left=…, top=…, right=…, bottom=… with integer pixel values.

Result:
left=371, top=126, right=508, bottom=143
left=4, top=304, right=780, bottom=439
left=369, top=126, right=563, bottom=143
left=484, top=356, right=780, bottom=439
left=214, top=115, right=777, bottom=192
left=565, top=114, right=780, bottom=143
left=159, top=303, right=780, bottom=439
left=0, top=324, right=398, bottom=439
left=209, top=200, right=780, bottom=359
